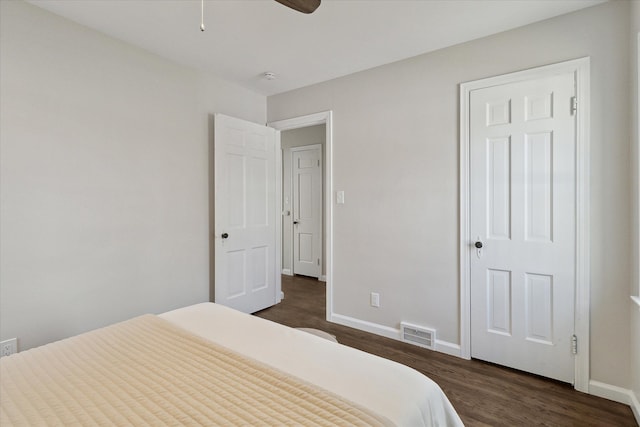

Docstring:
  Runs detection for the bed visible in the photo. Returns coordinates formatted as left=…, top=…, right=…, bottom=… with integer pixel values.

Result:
left=1, top=302, right=463, bottom=426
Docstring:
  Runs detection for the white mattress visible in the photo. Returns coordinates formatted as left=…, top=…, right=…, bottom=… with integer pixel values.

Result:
left=160, top=303, right=464, bottom=427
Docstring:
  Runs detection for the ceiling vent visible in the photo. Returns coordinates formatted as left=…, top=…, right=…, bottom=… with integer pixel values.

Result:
left=400, top=322, right=436, bottom=350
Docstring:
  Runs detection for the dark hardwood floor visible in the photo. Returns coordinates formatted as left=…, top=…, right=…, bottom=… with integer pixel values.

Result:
left=254, top=274, right=637, bottom=427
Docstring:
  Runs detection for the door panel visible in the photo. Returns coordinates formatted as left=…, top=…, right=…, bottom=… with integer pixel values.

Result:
left=487, top=269, right=512, bottom=336
left=487, top=137, right=511, bottom=240
left=524, top=131, right=553, bottom=242
left=214, top=114, right=279, bottom=313
left=525, top=273, right=553, bottom=344
left=470, top=73, right=576, bottom=383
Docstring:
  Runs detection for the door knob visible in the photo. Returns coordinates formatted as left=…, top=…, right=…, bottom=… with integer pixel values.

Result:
left=475, top=241, right=483, bottom=249
left=221, top=233, right=229, bottom=239
left=293, top=220, right=299, bottom=225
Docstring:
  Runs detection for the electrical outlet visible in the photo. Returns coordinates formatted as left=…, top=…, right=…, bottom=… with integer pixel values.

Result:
left=1, top=338, right=17, bottom=357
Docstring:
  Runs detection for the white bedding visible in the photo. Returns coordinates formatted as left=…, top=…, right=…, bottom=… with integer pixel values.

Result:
left=160, top=303, right=464, bottom=427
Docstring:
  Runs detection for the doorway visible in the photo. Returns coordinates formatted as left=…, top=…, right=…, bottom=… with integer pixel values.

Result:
left=269, top=111, right=334, bottom=320
left=459, top=58, right=591, bottom=391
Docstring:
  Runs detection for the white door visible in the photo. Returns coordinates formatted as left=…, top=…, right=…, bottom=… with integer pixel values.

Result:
left=470, top=72, right=576, bottom=383
left=214, top=114, right=280, bottom=313
left=292, top=145, right=322, bottom=278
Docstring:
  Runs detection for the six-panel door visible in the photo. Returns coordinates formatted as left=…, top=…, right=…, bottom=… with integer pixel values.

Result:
left=470, top=73, right=577, bottom=383
left=214, top=114, right=278, bottom=314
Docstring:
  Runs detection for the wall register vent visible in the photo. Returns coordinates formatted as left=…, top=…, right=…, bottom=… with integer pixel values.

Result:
left=400, top=322, right=436, bottom=350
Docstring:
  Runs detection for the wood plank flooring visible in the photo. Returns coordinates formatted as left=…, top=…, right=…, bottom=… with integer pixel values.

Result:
left=254, top=274, right=637, bottom=426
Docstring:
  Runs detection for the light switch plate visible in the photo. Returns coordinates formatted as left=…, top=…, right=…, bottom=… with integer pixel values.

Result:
left=370, top=292, right=380, bottom=307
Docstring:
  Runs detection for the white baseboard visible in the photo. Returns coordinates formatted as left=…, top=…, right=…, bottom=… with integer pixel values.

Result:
left=328, top=313, right=462, bottom=358
left=588, top=380, right=639, bottom=420
left=589, top=380, right=640, bottom=423
left=330, top=313, right=399, bottom=340
left=434, top=339, right=462, bottom=358
left=319, top=275, right=327, bottom=282
left=630, top=390, right=640, bottom=425
left=282, top=269, right=293, bottom=276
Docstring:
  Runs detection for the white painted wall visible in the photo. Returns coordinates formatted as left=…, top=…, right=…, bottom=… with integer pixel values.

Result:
left=0, top=1, right=266, bottom=351
left=281, top=125, right=326, bottom=277
left=268, top=1, right=632, bottom=388
left=629, top=1, right=640, bottom=419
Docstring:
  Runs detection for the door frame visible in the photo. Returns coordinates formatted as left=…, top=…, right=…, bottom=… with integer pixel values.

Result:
left=268, top=111, right=333, bottom=319
left=459, top=57, right=591, bottom=392
left=288, top=144, right=323, bottom=278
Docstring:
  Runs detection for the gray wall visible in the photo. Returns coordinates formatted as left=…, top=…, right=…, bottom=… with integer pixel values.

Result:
left=268, top=1, right=632, bottom=389
left=281, top=125, right=326, bottom=277
left=0, top=1, right=266, bottom=351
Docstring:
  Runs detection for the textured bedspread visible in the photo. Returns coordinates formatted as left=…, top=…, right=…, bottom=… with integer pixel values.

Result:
left=0, top=315, right=393, bottom=426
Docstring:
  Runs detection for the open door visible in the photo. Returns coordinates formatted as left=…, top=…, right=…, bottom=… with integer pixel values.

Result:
left=213, top=114, right=281, bottom=313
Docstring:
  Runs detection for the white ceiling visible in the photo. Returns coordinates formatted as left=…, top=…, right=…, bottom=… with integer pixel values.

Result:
left=28, top=0, right=605, bottom=96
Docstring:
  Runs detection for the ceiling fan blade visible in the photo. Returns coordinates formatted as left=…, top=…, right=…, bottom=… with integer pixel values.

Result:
left=274, top=0, right=321, bottom=14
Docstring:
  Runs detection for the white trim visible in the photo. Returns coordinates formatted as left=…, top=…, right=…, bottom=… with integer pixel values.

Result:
left=331, top=314, right=462, bottom=358
left=290, top=144, right=322, bottom=152
left=269, top=111, right=330, bottom=129
left=268, top=111, right=334, bottom=320
left=319, top=275, right=327, bottom=282
left=636, top=32, right=640, bottom=302
left=634, top=32, right=640, bottom=311
left=631, top=390, right=640, bottom=426
left=589, top=380, right=636, bottom=406
left=282, top=268, right=293, bottom=276
left=434, top=340, right=462, bottom=358
left=589, top=380, right=639, bottom=423
left=589, top=381, right=640, bottom=424
left=632, top=389, right=640, bottom=426
left=459, top=77, right=471, bottom=360
left=283, top=146, right=294, bottom=277
left=459, top=57, right=591, bottom=392
left=275, top=130, right=282, bottom=304
left=573, top=57, right=591, bottom=393
left=632, top=39, right=640, bottom=425
left=330, top=313, right=399, bottom=340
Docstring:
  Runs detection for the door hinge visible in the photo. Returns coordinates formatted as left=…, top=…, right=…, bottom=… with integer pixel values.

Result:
left=571, top=96, right=578, bottom=115
left=571, top=334, right=578, bottom=355
left=317, top=258, right=320, bottom=266
left=317, top=159, right=320, bottom=167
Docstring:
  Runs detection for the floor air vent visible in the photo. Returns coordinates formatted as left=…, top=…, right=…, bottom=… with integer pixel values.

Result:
left=400, top=322, right=436, bottom=350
